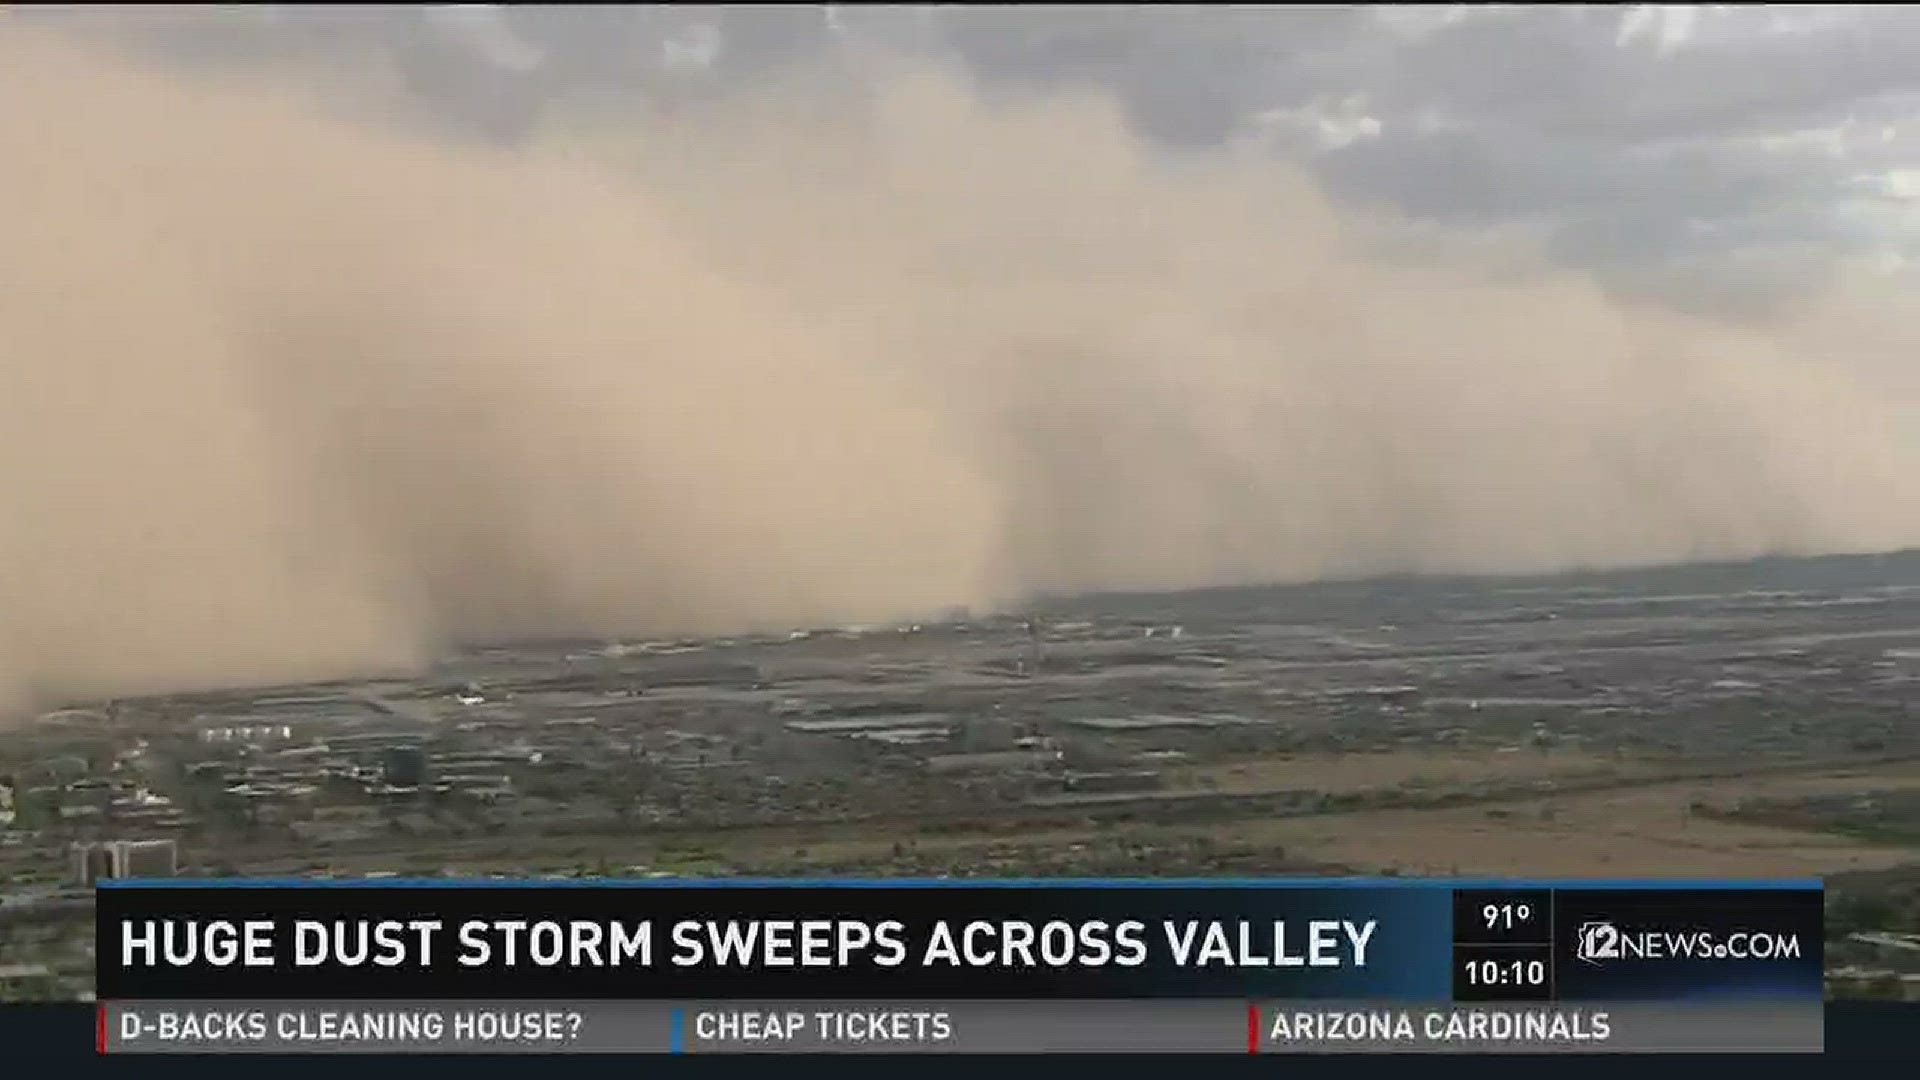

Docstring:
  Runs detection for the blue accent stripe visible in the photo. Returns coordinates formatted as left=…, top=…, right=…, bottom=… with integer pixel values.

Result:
left=96, top=876, right=1822, bottom=890
left=670, top=1009, right=685, bottom=1055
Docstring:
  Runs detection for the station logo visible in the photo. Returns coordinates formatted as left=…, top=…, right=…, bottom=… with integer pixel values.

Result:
left=1574, top=921, right=1620, bottom=965
left=1573, top=920, right=1801, bottom=966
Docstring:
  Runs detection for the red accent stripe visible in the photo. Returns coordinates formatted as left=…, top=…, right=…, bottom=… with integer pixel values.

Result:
left=1247, top=1003, right=1260, bottom=1054
left=97, top=1005, right=107, bottom=1054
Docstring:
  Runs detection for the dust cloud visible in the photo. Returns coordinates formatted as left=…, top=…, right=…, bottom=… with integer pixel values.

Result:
left=3, top=29, right=1917, bottom=712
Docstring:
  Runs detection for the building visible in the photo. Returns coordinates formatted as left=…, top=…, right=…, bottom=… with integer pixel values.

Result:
left=1062, top=770, right=1164, bottom=795
left=111, top=839, right=178, bottom=879
left=71, top=839, right=178, bottom=886
left=71, top=843, right=108, bottom=887
left=0, top=964, right=57, bottom=1002
left=382, top=746, right=429, bottom=788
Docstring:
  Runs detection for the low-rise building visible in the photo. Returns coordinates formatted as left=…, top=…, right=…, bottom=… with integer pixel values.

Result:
left=71, top=838, right=177, bottom=885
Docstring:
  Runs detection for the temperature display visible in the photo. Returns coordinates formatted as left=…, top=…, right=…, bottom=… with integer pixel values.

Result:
left=1453, top=888, right=1553, bottom=946
left=1483, top=901, right=1534, bottom=932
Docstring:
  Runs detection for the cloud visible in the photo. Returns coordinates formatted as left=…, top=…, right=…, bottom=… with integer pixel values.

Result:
left=73, top=6, right=1914, bottom=301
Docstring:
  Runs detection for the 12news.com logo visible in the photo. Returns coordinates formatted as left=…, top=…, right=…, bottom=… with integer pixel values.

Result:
left=1574, top=921, right=1804, bottom=966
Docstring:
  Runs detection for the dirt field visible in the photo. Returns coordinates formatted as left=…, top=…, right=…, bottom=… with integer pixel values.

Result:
left=1215, top=762, right=1920, bottom=878
left=1170, top=747, right=1652, bottom=795
left=697, top=754, right=1920, bottom=878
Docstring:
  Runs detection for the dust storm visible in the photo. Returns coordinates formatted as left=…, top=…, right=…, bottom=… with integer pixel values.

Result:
left=3, top=27, right=1915, bottom=713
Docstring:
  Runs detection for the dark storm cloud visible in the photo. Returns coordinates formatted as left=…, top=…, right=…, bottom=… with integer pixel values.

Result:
left=1369, top=12, right=1916, bottom=294
left=1452, top=8, right=1920, bottom=147
left=19, top=5, right=1920, bottom=294
left=932, top=6, right=1370, bottom=146
left=925, top=6, right=1920, bottom=288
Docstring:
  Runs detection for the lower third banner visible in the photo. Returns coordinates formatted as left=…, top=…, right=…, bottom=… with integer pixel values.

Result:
left=94, top=877, right=1824, bottom=1054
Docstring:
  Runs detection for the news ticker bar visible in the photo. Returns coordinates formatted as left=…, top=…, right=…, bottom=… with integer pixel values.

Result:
left=100, top=1000, right=1823, bottom=1054
left=97, top=878, right=1825, bottom=1002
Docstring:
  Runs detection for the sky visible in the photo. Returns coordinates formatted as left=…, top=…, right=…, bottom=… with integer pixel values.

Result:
left=19, top=3, right=1920, bottom=315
